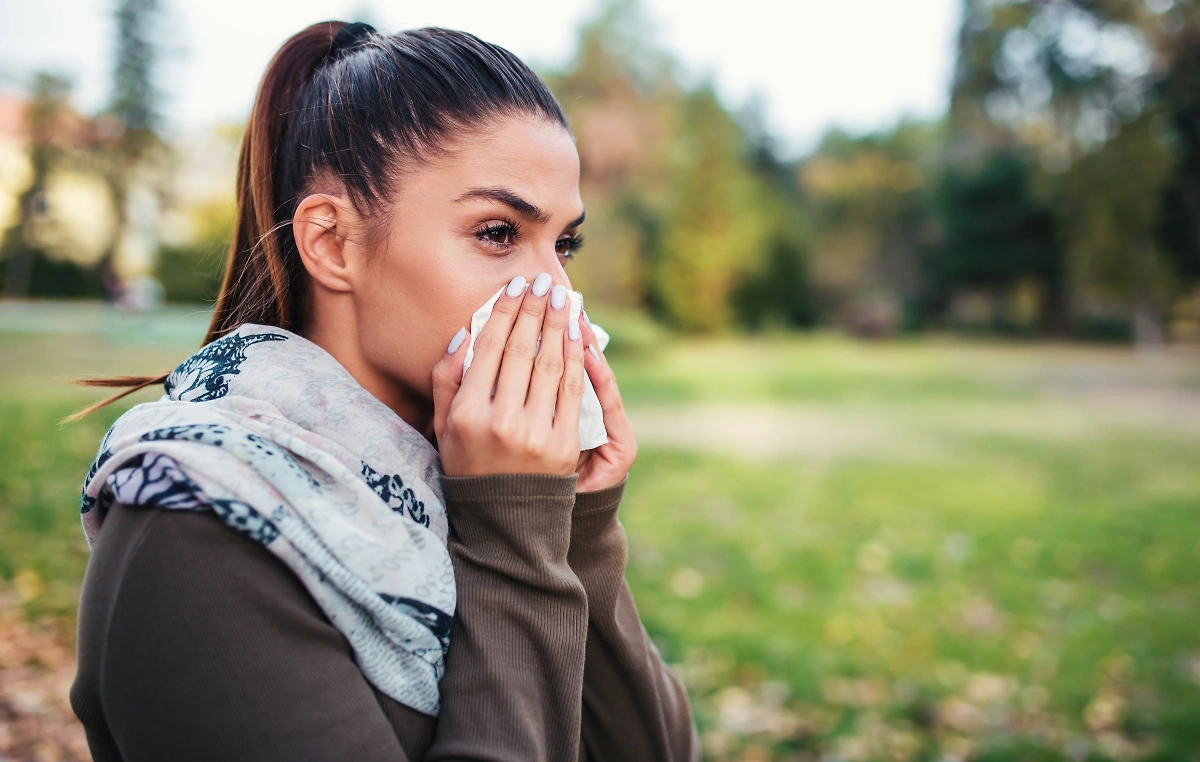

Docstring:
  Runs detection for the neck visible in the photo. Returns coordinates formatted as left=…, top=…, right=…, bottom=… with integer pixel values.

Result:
left=303, top=319, right=435, bottom=441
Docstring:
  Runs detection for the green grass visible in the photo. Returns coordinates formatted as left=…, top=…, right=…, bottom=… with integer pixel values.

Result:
left=0, top=399, right=129, bottom=621
left=620, top=438, right=1200, bottom=760
left=2, top=306, right=1199, bottom=760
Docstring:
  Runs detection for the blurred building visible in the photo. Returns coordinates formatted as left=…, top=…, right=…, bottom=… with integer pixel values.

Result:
left=0, top=93, right=117, bottom=274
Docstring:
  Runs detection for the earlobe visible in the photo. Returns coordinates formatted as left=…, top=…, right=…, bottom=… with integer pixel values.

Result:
left=294, top=194, right=356, bottom=292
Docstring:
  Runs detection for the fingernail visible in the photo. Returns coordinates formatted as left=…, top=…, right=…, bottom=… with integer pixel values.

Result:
left=531, top=272, right=552, bottom=297
left=506, top=275, right=527, bottom=298
left=550, top=284, right=567, bottom=310
left=447, top=327, right=467, bottom=354
left=582, top=310, right=592, bottom=328
left=588, top=344, right=601, bottom=361
left=568, top=318, right=581, bottom=341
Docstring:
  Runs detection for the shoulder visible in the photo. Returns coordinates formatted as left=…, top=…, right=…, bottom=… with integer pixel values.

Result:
left=75, top=503, right=422, bottom=760
left=81, top=501, right=344, bottom=661
left=83, top=501, right=308, bottom=617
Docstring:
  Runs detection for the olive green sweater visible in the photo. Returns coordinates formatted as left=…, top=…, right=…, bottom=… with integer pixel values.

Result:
left=71, top=473, right=699, bottom=761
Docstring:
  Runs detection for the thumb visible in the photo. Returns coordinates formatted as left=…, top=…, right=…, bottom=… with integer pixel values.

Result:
left=431, top=327, right=468, bottom=441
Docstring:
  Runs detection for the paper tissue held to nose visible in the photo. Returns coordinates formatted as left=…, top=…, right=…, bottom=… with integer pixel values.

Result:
left=462, top=286, right=611, bottom=450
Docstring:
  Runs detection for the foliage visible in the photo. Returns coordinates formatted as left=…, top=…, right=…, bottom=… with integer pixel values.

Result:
left=548, top=1, right=799, bottom=332
left=1053, top=114, right=1176, bottom=331
left=944, top=0, right=1200, bottom=344
left=155, top=199, right=233, bottom=304
left=108, top=0, right=163, bottom=160
left=799, top=123, right=943, bottom=334
left=0, top=254, right=107, bottom=299
left=654, top=88, right=773, bottom=331
left=938, top=152, right=1059, bottom=288
left=90, top=0, right=166, bottom=289
left=731, top=232, right=816, bottom=331
left=2, top=0, right=167, bottom=301
left=12, top=0, right=1200, bottom=345
left=933, top=150, right=1067, bottom=332
left=0, top=73, right=108, bottom=299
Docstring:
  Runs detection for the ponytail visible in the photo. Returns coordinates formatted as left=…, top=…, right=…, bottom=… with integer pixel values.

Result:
left=71, top=20, right=568, bottom=420
left=209, top=21, right=347, bottom=343
left=67, top=23, right=348, bottom=422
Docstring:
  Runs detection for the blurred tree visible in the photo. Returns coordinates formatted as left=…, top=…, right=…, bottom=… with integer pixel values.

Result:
left=111, top=0, right=161, bottom=145
left=94, top=0, right=165, bottom=291
left=731, top=231, right=815, bottom=331
left=550, top=0, right=820, bottom=332
left=548, top=0, right=783, bottom=332
left=935, top=150, right=1067, bottom=333
left=947, top=0, right=1200, bottom=343
left=0, top=73, right=105, bottom=299
left=1053, top=113, right=1175, bottom=344
left=2, top=72, right=68, bottom=297
left=155, top=199, right=233, bottom=304
left=801, top=123, right=942, bottom=334
left=545, top=0, right=679, bottom=311
left=732, top=106, right=816, bottom=331
left=654, top=87, right=772, bottom=331
left=1154, top=15, right=1200, bottom=289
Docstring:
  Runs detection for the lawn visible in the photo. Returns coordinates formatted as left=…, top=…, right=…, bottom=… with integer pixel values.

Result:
left=1, top=301, right=1198, bottom=761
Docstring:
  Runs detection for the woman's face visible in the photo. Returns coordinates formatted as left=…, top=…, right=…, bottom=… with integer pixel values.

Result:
left=352, top=114, right=584, bottom=405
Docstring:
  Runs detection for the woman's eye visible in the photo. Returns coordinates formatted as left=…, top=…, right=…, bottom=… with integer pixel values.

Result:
left=555, top=234, right=584, bottom=258
left=479, top=224, right=515, bottom=246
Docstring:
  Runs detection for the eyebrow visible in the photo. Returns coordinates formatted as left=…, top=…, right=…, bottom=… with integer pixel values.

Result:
left=455, top=186, right=585, bottom=228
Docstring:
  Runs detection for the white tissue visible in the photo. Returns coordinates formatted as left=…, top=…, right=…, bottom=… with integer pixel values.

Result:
left=462, top=286, right=611, bottom=450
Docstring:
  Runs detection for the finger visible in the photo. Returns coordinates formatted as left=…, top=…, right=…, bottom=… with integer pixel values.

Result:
left=494, top=271, right=553, bottom=408
left=552, top=316, right=586, bottom=447
left=527, top=283, right=571, bottom=418
left=432, top=326, right=468, bottom=441
left=583, top=334, right=635, bottom=446
left=460, top=275, right=526, bottom=399
left=579, top=314, right=600, bottom=355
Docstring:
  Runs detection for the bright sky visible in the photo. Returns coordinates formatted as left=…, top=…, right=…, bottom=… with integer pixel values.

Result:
left=0, top=0, right=960, bottom=156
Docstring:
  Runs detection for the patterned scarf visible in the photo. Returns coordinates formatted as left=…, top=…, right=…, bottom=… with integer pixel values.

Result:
left=79, top=324, right=454, bottom=716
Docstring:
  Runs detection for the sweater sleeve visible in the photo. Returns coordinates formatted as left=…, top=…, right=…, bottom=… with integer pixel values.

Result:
left=570, top=479, right=702, bottom=762
left=426, top=473, right=589, bottom=762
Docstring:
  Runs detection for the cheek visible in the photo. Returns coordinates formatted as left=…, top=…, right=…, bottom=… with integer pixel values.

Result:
left=354, top=236, right=505, bottom=396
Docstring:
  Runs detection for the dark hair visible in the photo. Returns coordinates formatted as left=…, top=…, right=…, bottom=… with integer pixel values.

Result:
left=72, top=21, right=569, bottom=419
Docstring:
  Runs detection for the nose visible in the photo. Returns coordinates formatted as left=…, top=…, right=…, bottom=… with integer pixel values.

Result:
left=533, top=245, right=572, bottom=292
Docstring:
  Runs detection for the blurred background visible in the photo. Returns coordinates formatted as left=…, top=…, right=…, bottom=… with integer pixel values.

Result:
left=2, top=0, right=1199, bottom=760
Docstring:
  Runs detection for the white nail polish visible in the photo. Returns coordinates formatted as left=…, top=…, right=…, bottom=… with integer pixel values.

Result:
left=447, top=327, right=467, bottom=354
left=568, top=318, right=581, bottom=341
left=506, top=275, right=527, bottom=298
left=531, top=272, right=552, bottom=297
left=582, top=310, right=592, bottom=328
left=550, top=284, right=567, bottom=310
left=588, top=344, right=601, bottom=362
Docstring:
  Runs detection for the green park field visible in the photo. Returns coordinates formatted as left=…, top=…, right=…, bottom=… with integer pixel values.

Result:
left=1, top=301, right=1199, bottom=761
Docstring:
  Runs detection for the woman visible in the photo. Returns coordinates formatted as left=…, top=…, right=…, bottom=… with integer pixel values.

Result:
left=70, top=21, right=698, bottom=762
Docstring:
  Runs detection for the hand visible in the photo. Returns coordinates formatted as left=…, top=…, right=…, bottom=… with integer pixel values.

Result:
left=431, top=274, right=585, bottom=477
left=574, top=314, right=637, bottom=493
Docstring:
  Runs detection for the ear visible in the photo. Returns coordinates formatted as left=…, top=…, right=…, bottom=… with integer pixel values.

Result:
left=293, top=193, right=363, bottom=293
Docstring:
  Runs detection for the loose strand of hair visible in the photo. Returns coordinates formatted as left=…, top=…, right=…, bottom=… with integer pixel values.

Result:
left=62, top=372, right=171, bottom=425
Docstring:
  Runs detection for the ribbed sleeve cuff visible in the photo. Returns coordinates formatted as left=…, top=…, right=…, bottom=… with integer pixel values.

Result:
left=573, top=475, right=627, bottom=518
left=441, top=472, right=579, bottom=503
left=440, top=472, right=579, bottom=564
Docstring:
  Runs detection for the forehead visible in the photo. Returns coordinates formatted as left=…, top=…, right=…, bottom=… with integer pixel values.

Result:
left=409, top=116, right=582, bottom=212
